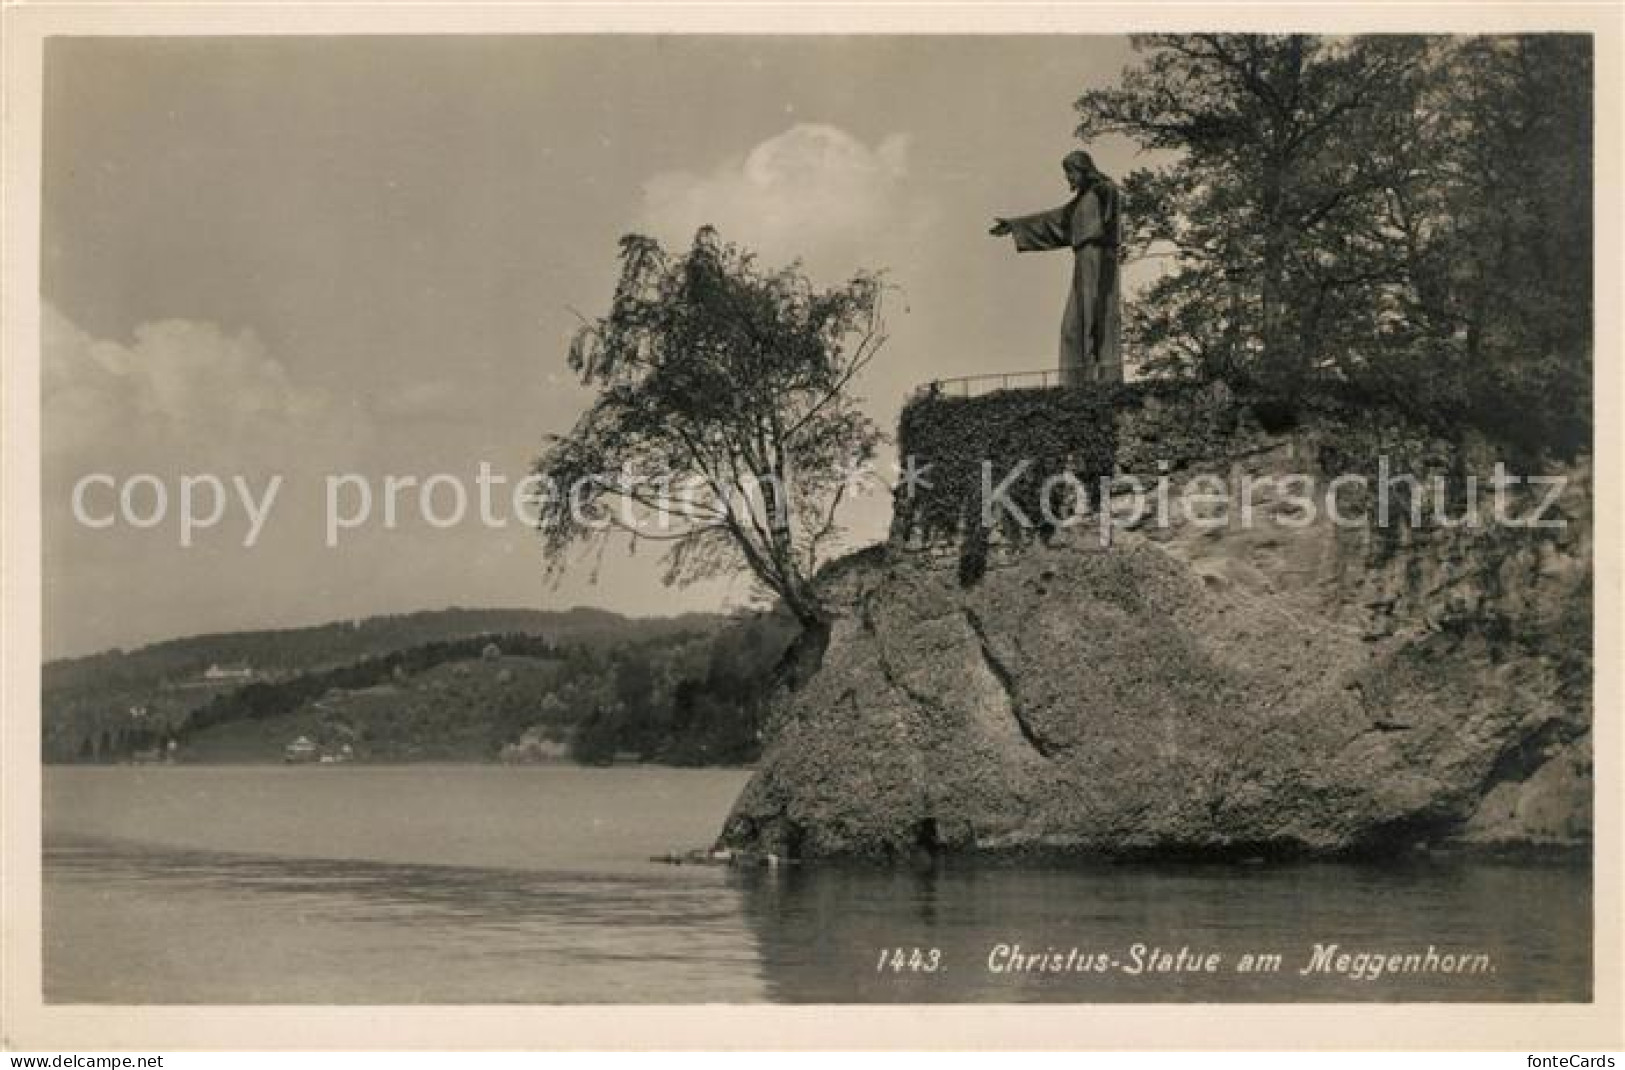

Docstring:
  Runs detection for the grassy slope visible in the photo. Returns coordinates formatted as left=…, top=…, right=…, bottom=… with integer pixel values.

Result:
left=181, top=655, right=568, bottom=762
left=44, top=607, right=725, bottom=760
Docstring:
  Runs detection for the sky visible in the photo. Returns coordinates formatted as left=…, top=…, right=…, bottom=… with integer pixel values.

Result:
left=41, top=34, right=1154, bottom=658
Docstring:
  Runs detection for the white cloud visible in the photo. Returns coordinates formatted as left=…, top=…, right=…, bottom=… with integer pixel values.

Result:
left=42, top=303, right=369, bottom=476
left=638, top=123, right=928, bottom=278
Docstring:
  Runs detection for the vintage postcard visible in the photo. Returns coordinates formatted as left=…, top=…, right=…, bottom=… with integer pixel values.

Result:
left=2, top=1, right=1620, bottom=1053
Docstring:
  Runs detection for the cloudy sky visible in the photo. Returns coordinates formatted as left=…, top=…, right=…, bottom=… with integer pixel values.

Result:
left=42, top=34, right=1150, bottom=658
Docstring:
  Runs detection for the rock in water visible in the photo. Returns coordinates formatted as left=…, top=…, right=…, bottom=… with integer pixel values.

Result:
left=718, top=417, right=1591, bottom=861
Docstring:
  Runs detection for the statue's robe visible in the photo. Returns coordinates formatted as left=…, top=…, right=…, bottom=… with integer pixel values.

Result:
left=1004, top=180, right=1123, bottom=386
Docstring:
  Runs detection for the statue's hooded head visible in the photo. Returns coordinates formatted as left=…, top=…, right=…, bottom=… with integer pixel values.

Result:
left=1062, top=150, right=1101, bottom=190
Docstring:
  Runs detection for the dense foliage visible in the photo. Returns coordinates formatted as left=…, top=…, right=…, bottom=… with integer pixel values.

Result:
left=568, top=610, right=798, bottom=765
left=534, top=228, right=886, bottom=629
left=1087, top=34, right=1592, bottom=455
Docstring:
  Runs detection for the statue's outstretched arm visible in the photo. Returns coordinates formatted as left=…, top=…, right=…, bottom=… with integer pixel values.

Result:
left=996, top=203, right=1073, bottom=252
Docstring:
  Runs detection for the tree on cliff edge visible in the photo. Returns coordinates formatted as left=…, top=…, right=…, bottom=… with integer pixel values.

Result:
left=532, top=228, right=885, bottom=635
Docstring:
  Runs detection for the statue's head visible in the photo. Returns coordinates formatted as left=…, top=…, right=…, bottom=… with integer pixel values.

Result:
left=1062, top=150, right=1099, bottom=190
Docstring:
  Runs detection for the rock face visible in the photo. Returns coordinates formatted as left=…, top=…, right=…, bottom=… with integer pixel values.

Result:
left=719, top=414, right=1591, bottom=860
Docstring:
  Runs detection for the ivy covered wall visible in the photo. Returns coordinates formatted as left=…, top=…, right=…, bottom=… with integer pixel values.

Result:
left=888, top=377, right=1569, bottom=584
left=891, top=380, right=1308, bottom=581
left=891, top=385, right=1124, bottom=582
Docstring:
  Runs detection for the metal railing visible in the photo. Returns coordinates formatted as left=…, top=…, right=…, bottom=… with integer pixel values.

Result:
left=914, top=368, right=1072, bottom=399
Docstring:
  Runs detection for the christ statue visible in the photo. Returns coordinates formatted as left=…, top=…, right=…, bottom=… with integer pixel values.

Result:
left=990, top=149, right=1123, bottom=386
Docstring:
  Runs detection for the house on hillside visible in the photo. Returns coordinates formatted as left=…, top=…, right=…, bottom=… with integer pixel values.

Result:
left=283, top=736, right=318, bottom=763
left=499, top=727, right=569, bottom=763
left=204, top=662, right=254, bottom=682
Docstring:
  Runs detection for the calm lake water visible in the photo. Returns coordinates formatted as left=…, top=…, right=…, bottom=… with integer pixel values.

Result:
left=44, top=765, right=1591, bottom=1003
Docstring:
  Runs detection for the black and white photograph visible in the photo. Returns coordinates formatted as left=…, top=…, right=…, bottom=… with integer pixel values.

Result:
left=2, top=5, right=1620, bottom=1053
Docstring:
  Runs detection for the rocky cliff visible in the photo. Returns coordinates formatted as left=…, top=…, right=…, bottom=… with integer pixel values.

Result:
left=719, top=397, right=1592, bottom=860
